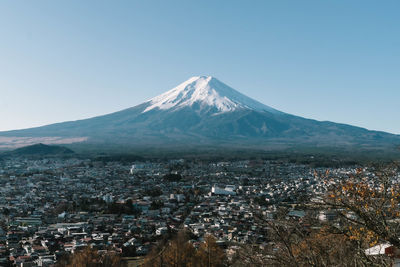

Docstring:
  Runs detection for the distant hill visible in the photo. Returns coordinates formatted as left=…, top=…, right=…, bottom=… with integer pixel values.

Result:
left=4, top=143, right=74, bottom=157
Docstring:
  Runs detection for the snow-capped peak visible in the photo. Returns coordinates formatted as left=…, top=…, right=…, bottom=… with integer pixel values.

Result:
left=143, top=76, right=279, bottom=114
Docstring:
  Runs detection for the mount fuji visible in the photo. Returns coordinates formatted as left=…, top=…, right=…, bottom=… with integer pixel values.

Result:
left=1, top=76, right=399, bottom=151
left=143, top=76, right=279, bottom=114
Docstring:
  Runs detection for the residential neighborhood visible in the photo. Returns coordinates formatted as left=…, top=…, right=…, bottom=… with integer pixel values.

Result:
left=0, top=155, right=379, bottom=266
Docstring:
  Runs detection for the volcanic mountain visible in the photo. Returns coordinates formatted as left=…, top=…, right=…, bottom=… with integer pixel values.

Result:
left=1, top=76, right=399, bottom=151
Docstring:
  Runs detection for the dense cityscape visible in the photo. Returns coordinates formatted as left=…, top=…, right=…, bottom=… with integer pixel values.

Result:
left=0, top=153, right=390, bottom=266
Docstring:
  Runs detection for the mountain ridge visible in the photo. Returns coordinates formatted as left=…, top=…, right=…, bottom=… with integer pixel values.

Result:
left=0, top=76, right=399, bottom=152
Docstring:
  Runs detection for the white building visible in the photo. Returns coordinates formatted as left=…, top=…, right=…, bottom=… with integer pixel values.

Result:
left=211, top=185, right=236, bottom=196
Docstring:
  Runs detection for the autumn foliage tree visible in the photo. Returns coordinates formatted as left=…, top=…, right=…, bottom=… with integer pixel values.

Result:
left=196, top=235, right=225, bottom=267
left=56, top=247, right=122, bottom=267
left=143, top=231, right=195, bottom=267
left=233, top=164, right=399, bottom=267
left=324, top=165, right=400, bottom=249
left=233, top=215, right=358, bottom=267
left=160, top=231, right=197, bottom=267
left=143, top=231, right=225, bottom=267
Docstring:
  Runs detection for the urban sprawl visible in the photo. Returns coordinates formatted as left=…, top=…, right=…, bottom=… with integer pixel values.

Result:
left=0, top=156, right=389, bottom=266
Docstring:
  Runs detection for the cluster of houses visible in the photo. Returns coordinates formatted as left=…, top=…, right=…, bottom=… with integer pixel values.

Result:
left=0, top=156, right=381, bottom=266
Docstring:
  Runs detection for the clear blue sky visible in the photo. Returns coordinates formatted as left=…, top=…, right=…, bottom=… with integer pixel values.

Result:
left=1, top=0, right=399, bottom=134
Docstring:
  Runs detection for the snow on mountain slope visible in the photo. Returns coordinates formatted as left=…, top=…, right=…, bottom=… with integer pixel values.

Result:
left=143, top=76, right=280, bottom=114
